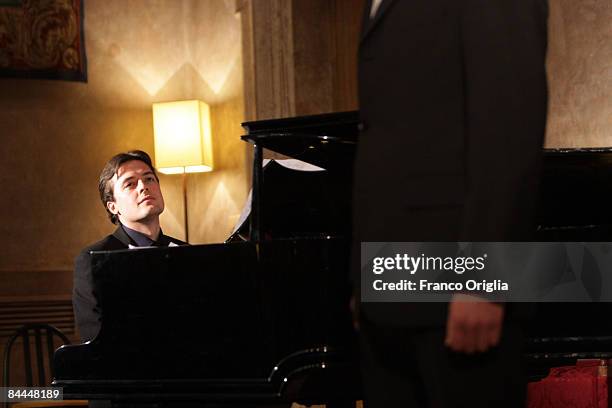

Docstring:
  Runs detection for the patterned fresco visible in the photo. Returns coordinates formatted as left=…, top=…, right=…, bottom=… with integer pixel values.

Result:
left=0, top=0, right=86, bottom=81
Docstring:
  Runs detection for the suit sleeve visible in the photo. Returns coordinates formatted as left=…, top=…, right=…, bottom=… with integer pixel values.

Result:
left=460, top=0, right=549, bottom=241
left=73, top=250, right=101, bottom=342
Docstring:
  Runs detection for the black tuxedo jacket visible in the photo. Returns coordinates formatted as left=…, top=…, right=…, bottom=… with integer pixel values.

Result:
left=73, top=226, right=185, bottom=342
left=353, top=0, right=548, bottom=326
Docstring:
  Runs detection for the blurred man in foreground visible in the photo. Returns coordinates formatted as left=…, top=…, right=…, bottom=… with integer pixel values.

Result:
left=353, top=0, right=548, bottom=406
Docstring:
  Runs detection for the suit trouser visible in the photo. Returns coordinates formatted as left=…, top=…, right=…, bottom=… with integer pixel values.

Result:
left=359, top=314, right=527, bottom=408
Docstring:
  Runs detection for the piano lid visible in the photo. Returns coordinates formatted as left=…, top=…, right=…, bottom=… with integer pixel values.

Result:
left=241, top=110, right=360, bottom=170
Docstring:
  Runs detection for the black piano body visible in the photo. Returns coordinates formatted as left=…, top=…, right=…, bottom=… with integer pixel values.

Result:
left=527, top=148, right=612, bottom=379
left=54, top=240, right=359, bottom=406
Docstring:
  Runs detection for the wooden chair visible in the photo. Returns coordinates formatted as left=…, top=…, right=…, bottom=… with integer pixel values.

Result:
left=2, top=324, right=87, bottom=408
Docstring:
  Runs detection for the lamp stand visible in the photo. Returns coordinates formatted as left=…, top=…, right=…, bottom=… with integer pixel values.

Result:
left=182, top=171, right=189, bottom=243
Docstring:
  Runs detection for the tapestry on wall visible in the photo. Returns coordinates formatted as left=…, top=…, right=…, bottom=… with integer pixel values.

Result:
left=0, top=0, right=87, bottom=81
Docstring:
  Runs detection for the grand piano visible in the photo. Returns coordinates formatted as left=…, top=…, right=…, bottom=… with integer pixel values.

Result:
left=53, top=110, right=612, bottom=405
left=53, top=111, right=362, bottom=407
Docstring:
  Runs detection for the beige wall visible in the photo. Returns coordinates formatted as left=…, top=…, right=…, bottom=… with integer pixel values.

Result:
left=546, top=0, right=612, bottom=147
left=0, top=0, right=248, bottom=294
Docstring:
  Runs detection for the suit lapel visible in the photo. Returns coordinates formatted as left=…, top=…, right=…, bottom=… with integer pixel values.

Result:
left=360, top=0, right=397, bottom=44
left=360, top=0, right=374, bottom=40
left=113, top=225, right=185, bottom=247
left=112, top=225, right=134, bottom=247
left=156, top=234, right=172, bottom=246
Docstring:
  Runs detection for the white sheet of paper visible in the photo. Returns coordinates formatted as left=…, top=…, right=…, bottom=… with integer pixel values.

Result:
left=128, top=242, right=180, bottom=249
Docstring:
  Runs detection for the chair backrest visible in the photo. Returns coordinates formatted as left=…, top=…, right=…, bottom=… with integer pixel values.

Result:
left=2, top=323, right=71, bottom=388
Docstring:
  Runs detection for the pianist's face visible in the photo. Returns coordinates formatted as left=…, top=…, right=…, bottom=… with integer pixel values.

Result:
left=106, top=160, right=165, bottom=225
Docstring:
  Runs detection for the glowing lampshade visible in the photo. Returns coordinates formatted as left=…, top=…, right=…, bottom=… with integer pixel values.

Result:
left=152, top=100, right=213, bottom=174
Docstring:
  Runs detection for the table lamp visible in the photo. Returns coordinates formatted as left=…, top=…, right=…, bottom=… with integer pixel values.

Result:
left=152, top=100, right=214, bottom=243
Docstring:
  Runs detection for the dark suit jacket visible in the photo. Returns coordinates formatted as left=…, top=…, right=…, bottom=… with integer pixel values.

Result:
left=353, top=0, right=548, bottom=326
left=73, top=226, right=185, bottom=342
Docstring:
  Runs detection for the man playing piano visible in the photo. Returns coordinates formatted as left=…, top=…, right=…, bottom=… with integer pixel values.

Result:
left=73, top=150, right=184, bottom=342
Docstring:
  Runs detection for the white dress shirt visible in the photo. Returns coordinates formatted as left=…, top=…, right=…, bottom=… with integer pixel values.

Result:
left=370, top=0, right=383, bottom=18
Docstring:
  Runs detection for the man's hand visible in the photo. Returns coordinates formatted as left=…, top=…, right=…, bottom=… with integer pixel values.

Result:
left=445, top=294, right=504, bottom=353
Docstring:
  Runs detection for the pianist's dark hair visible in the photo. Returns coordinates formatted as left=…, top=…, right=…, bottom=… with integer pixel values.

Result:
left=98, top=150, right=160, bottom=225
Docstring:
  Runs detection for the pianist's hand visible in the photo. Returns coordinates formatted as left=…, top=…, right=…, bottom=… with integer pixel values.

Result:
left=445, top=294, right=504, bottom=354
